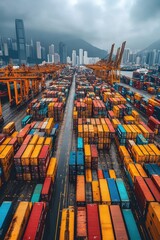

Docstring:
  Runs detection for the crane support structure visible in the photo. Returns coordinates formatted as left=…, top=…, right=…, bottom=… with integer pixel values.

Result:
left=0, top=63, right=65, bottom=106
left=86, top=41, right=126, bottom=85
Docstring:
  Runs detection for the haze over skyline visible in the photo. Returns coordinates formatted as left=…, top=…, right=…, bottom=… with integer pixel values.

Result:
left=0, top=0, right=160, bottom=51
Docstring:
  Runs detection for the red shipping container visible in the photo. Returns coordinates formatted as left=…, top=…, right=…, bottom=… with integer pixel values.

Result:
left=91, top=145, right=98, bottom=158
left=87, top=204, right=101, bottom=240
left=77, top=207, right=87, bottom=238
left=14, top=144, right=27, bottom=165
left=38, top=145, right=50, bottom=167
left=145, top=178, right=160, bottom=202
left=97, top=169, right=104, bottom=179
left=23, top=135, right=32, bottom=145
left=151, top=175, right=160, bottom=192
left=41, top=177, right=52, bottom=202
left=134, top=176, right=154, bottom=215
left=110, top=205, right=128, bottom=240
left=23, top=202, right=47, bottom=240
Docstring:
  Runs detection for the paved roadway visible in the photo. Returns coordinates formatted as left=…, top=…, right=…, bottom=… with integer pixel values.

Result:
left=45, top=74, right=75, bottom=240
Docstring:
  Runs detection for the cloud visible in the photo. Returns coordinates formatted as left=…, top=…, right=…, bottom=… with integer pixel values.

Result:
left=0, top=0, right=160, bottom=50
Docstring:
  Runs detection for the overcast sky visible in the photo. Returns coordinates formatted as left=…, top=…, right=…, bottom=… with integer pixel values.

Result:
left=0, top=0, right=160, bottom=51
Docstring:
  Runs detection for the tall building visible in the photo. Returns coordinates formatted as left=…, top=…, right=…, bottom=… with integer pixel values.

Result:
left=48, top=44, right=54, bottom=63
left=15, top=19, right=26, bottom=64
left=122, top=48, right=130, bottom=64
left=36, top=41, right=41, bottom=59
left=84, top=51, right=88, bottom=64
left=59, top=42, right=67, bottom=64
left=54, top=53, right=60, bottom=64
left=79, top=49, right=83, bottom=65
left=72, top=50, right=76, bottom=66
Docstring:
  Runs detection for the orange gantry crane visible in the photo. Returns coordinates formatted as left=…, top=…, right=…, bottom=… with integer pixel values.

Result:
left=0, top=63, right=65, bottom=106
left=86, top=41, right=126, bottom=85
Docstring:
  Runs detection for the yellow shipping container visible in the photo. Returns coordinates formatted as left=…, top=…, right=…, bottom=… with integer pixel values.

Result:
left=85, top=169, right=92, bottom=182
left=88, top=124, right=94, bottom=138
left=29, top=134, right=39, bottom=145
left=148, top=144, right=160, bottom=162
left=30, top=145, right=42, bottom=165
left=3, top=122, right=15, bottom=134
left=123, top=125, right=132, bottom=139
left=83, top=125, right=88, bottom=137
left=21, top=145, right=35, bottom=165
left=11, top=131, right=19, bottom=137
left=99, top=205, right=115, bottom=240
left=73, top=111, right=78, bottom=119
left=92, top=181, right=101, bottom=203
left=143, top=145, right=156, bottom=163
left=99, top=179, right=111, bottom=204
left=4, top=202, right=32, bottom=240
left=45, top=118, right=54, bottom=135
left=127, top=125, right=137, bottom=139
left=148, top=202, right=160, bottom=236
left=78, top=125, right=83, bottom=138
left=37, top=137, right=45, bottom=145
left=138, top=145, right=150, bottom=162
left=0, top=145, right=6, bottom=154
left=137, top=125, right=149, bottom=139
left=108, top=169, right=116, bottom=179
left=2, top=137, right=12, bottom=145
left=119, top=146, right=131, bottom=160
left=0, top=145, right=14, bottom=164
left=132, top=125, right=142, bottom=135
left=47, top=157, right=57, bottom=182
left=131, top=145, right=145, bottom=163
left=124, top=157, right=133, bottom=169
left=135, top=163, right=148, bottom=178
left=127, top=163, right=140, bottom=183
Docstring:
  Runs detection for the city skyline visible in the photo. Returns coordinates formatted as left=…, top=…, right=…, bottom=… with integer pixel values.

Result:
left=0, top=0, right=160, bottom=50
left=0, top=19, right=101, bottom=66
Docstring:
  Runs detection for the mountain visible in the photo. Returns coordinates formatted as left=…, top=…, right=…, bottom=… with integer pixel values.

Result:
left=64, top=38, right=107, bottom=58
left=26, top=31, right=107, bottom=58
left=143, top=39, right=160, bottom=51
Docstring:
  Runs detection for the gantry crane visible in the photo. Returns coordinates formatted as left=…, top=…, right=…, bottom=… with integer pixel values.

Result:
left=0, top=63, right=65, bottom=106
left=86, top=41, right=126, bottom=85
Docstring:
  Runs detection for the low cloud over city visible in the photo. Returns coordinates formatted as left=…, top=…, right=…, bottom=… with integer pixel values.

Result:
left=0, top=0, right=160, bottom=50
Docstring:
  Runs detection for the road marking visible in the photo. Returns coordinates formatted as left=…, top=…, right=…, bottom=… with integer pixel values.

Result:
left=54, top=192, right=62, bottom=240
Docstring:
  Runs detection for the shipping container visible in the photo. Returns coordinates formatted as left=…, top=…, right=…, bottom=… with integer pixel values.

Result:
left=76, top=175, right=85, bottom=205
left=87, top=204, right=101, bottom=240
left=134, top=176, right=155, bottom=215
left=31, top=184, right=43, bottom=203
left=122, top=209, right=141, bottom=240
left=107, top=178, right=120, bottom=204
left=76, top=207, right=87, bottom=239
left=0, top=201, right=13, bottom=239
left=47, top=157, right=57, bottom=182
left=4, top=202, right=32, bottom=240
left=110, top=205, right=128, bottom=240
left=99, top=205, right=114, bottom=240
left=41, top=177, right=52, bottom=202
left=145, top=178, right=160, bottom=202
left=99, top=179, right=111, bottom=204
left=116, top=178, right=130, bottom=209
left=92, top=181, right=101, bottom=203
left=59, top=206, right=74, bottom=240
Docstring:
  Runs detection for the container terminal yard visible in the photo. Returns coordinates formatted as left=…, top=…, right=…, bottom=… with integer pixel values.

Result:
left=0, top=42, right=160, bottom=240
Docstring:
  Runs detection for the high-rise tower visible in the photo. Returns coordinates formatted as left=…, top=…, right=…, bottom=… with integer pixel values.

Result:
left=15, top=19, right=26, bottom=64
left=59, top=42, right=67, bottom=64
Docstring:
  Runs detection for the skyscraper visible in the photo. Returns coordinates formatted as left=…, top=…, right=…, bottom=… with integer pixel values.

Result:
left=59, top=42, right=67, bottom=64
left=15, top=19, right=26, bottom=64
left=84, top=51, right=88, bottom=64
left=72, top=50, right=76, bottom=66
left=79, top=49, right=83, bottom=65
left=36, top=41, right=41, bottom=59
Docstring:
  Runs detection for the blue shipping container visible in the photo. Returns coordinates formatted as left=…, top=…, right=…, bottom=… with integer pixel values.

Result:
left=143, top=164, right=156, bottom=177
left=150, top=163, right=160, bottom=176
left=116, top=178, right=130, bottom=209
left=0, top=201, right=13, bottom=239
left=107, top=178, right=120, bottom=204
left=69, top=151, right=76, bottom=166
left=117, top=124, right=126, bottom=138
left=77, top=137, right=83, bottom=150
left=122, top=209, right=141, bottom=240
left=103, top=170, right=109, bottom=179
left=77, top=151, right=84, bottom=166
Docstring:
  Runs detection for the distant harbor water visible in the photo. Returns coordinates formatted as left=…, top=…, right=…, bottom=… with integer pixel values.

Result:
left=121, top=71, right=133, bottom=78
